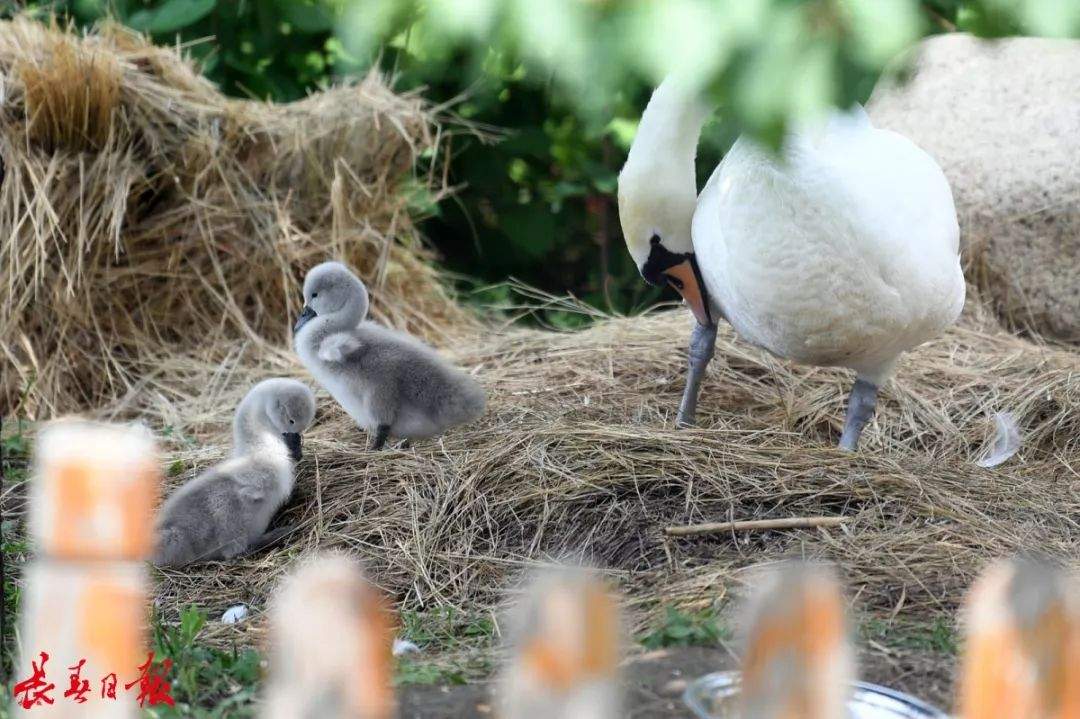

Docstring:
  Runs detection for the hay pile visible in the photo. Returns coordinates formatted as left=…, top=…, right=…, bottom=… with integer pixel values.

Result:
left=143, top=286, right=1079, bottom=700
left=0, top=18, right=472, bottom=417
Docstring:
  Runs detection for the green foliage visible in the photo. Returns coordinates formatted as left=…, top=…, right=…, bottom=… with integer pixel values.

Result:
left=399, top=605, right=496, bottom=650
left=149, top=606, right=263, bottom=717
left=1, top=420, right=32, bottom=680
left=639, top=604, right=731, bottom=649
left=862, top=616, right=959, bottom=655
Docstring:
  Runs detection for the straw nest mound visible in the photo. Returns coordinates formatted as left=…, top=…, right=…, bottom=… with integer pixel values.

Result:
left=0, top=18, right=471, bottom=417
left=146, top=292, right=1079, bottom=701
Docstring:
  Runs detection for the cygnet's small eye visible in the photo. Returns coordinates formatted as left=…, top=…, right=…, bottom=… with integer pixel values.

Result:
left=311, top=292, right=318, bottom=298
left=289, top=419, right=295, bottom=425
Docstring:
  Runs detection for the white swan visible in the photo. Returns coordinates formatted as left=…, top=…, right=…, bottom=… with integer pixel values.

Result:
left=618, top=77, right=965, bottom=450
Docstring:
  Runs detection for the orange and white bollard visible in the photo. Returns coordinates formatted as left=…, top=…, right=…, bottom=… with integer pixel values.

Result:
left=264, top=553, right=395, bottom=719
left=497, top=566, right=622, bottom=719
left=15, top=420, right=160, bottom=718
left=739, top=562, right=854, bottom=719
left=957, top=559, right=1080, bottom=719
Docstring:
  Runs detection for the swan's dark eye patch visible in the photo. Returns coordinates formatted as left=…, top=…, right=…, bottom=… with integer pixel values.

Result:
left=667, top=275, right=685, bottom=291
left=641, top=236, right=690, bottom=286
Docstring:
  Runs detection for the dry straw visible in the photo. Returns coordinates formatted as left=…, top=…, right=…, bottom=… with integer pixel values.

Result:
left=0, top=17, right=472, bottom=417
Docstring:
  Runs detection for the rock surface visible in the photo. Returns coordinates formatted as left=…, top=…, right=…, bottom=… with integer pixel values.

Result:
left=868, top=34, right=1080, bottom=342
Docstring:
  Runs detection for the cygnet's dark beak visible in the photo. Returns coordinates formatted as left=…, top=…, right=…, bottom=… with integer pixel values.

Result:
left=282, top=432, right=302, bottom=462
left=293, top=305, right=317, bottom=334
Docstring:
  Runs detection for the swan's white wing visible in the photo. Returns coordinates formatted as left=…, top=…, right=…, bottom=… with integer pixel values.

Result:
left=693, top=108, right=964, bottom=378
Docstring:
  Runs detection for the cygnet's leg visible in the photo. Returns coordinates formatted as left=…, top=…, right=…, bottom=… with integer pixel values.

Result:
left=838, top=378, right=878, bottom=451
left=368, top=386, right=399, bottom=451
left=369, top=424, right=391, bottom=451
left=676, top=322, right=718, bottom=428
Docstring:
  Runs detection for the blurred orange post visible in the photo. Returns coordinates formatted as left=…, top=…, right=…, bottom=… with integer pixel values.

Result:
left=15, top=420, right=160, bottom=718
left=498, top=566, right=622, bottom=719
left=739, top=563, right=853, bottom=719
left=957, top=559, right=1080, bottom=719
left=264, top=553, right=396, bottom=719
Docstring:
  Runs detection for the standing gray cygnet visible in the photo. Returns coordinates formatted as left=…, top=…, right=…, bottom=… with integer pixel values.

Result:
left=153, top=378, right=316, bottom=567
left=293, top=261, right=486, bottom=450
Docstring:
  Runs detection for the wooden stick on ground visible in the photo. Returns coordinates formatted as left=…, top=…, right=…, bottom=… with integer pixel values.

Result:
left=665, top=516, right=848, bottom=537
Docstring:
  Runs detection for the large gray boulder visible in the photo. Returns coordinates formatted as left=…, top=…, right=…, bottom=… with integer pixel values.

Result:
left=868, top=34, right=1080, bottom=342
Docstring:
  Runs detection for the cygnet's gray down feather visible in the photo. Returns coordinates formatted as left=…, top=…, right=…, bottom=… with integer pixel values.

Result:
left=153, top=378, right=315, bottom=567
left=294, top=261, right=485, bottom=449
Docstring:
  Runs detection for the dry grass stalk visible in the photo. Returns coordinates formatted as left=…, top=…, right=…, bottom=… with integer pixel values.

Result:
left=18, top=24, right=120, bottom=152
left=665, top=516, right=849, bottom=536
left=0, top=17, right=474, bottom=417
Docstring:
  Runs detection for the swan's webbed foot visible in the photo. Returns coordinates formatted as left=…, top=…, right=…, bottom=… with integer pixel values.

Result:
left=838, top=378, right=878, bottom=451
left=676, top=322, right=718, bottom=428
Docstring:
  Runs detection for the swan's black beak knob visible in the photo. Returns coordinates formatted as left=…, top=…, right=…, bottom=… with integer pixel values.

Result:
left=293, top=306, right=317, bottom=334
left=282, top=432, right=302, bottom=462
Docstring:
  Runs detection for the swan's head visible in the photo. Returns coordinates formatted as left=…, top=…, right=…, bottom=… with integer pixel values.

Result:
left=294, top=261, right=370, bottom=335
left=618, top=170, right=712, bottom=327
left=617, top=78, right=713, bottom=327
left=243, top=378, right=316, bottom=461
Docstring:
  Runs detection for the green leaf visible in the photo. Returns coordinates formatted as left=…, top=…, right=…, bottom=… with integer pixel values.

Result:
left=278, top=0, right=338, bottom=34
left=179, top=605, right=207, bottom=646
left=128, top=0, right=217, bottom=35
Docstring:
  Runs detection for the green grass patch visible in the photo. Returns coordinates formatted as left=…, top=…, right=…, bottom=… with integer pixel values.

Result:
left=861, top=617, right=959, bottom=655
left=395, top=605, right=497, bottom=686
left=638, top=605, right=731, bottom=649
left=147, top=606, right=262, bottom=718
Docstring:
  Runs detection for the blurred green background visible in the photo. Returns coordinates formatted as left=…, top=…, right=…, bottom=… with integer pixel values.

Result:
left=7, top=0, right=1080, bottom=325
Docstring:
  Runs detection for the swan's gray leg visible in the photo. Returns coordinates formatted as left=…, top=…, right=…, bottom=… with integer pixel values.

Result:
left=838, top=378, right=878, bottom=451
left=369, top=424, right=391, bottom=451
left=676, top=322, right=718, bottom=428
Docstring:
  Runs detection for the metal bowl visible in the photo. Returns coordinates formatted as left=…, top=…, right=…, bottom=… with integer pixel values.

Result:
left=684, top=671, right=950, bottom=719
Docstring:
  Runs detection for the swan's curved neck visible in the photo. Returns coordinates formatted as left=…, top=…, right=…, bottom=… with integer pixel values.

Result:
left=232, top=391, right=286, bottom=459
left=635, top=79, right=708, bottom=167
left=621, top=77, right=710, bottom=254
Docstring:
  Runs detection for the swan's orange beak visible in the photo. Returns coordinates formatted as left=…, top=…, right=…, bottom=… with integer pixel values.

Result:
left=663, top=258, right=712, bottom=327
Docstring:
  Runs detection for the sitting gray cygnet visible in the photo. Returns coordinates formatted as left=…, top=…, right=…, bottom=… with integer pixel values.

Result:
left=293, top=261, right=485, bottom=450
left=153, top=378, right=316, bottom=567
